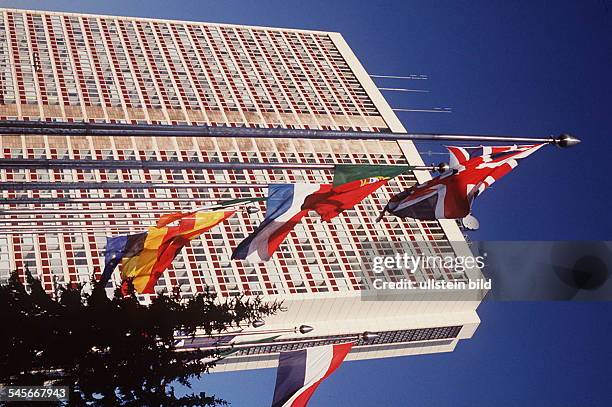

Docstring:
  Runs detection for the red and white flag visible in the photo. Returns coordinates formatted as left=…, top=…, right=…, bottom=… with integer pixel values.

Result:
left=271, top=342, right=353, bottom=407
left=233, top=180, right=388, bottom=263
left=383, top=144, right=545, bottom=220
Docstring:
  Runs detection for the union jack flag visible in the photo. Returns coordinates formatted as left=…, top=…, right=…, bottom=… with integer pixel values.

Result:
left=382, top=144, right=546, bottom=220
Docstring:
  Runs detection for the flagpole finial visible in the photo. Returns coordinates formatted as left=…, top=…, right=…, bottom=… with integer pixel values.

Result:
left=436, top=162, right=450, bottom=173
left=554, top=134, right=581, bottom=148
left=361, top=332, right=379, bottom=342
left=246, top=206, right=260, bottom=214
left=297, top=325, right=314, bottom=334
left=252, top=320, right=265, bottom=328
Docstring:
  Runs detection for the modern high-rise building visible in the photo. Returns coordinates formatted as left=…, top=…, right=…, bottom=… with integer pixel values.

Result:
left=0, top=8, right=485, bottom=371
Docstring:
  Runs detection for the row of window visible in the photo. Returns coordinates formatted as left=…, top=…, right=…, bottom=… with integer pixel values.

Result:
left=229, top=326, right=463, bottom=356
left=1, top=139, right=463, bottom=298
left=0, top=11, right=380, bottom=120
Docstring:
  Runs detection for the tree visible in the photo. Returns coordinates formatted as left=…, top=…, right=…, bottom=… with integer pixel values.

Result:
left=0, top=270, right=281, bottom=406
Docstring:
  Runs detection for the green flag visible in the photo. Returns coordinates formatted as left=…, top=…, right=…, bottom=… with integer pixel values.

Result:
left=332, top=164, right=411, bottom=187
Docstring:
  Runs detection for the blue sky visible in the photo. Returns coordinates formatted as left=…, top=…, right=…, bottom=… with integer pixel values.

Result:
left=3, top=1, right=612, bottom=405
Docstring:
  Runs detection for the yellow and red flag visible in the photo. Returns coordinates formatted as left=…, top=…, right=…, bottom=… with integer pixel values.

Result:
left=156, top=211, right=196, bottom=228
left=101, top=211, right=234, bottom=294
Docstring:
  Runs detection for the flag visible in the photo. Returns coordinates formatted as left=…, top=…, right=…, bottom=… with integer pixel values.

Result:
left=320, top=164, right=409, bottom=221
left=383, top=144, right=545, bottom=220
left=271, top=342, right=353, bottom=407
left=157, top=197, right=265, bottom=227
left=101, top=211, right=234, bottom=294
left=99, top=232, right=147, bottom=286
left=232, top=184, right=318, bottom=263
left=156, top=211, right=195, bottom=228
left=233, top=165, right=407, bottom=263
left=332, top=164, right=410, bottom=187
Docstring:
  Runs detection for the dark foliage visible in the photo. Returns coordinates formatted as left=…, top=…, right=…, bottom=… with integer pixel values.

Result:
left=0, top=270, right=280, bottom=406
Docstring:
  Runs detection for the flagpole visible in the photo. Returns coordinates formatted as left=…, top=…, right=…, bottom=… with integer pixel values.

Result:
left=0, top=205, right=259, bottom=216
left=176, top=325, right=315, bottom=340
left=174, top=331, right=380, bottom=353
left=0, top=208, right=260, bottom=223
left=0, top=182, right=270, bottom=191
left=393, top=107, right=452, bottom=113
left=0, top=225, right=157, bottom=233
left=0, top=207, right=261, bottom=231
left=370, top=74, right=428, bottom=80
left=0, top=175, right=430, bottom=191
left=1, top=208, right=230, bottom=215
left=0, top=120, right=581, bottom=147
left=378, top=87, right=429, bottom=93
left=0, top=158, right=439, bottom=172
left=0, top=197, right=244, bottom=205
left=0, top=219, right=154, bottom=224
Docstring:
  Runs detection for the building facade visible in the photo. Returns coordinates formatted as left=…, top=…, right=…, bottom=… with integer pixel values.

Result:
left=0, top=8, right=484, bottom=371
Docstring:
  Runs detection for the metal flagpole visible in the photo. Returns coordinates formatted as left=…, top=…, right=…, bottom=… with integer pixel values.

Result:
left=176, top=325, right=315, bottom=341
left=0, top=199, right=261, bottom=231
left=0, top=199, right=262, bottom=230
left=370, top=74, right=428, bottom=80
left=0, top=120, right=581, bottom=147
left=0, top=182, right=269, bottom=191
left=0, top=208, right=258, bottom=222
left=0, top=230, right=146, bottom=234
left=174, top=331, right=380, bottom=353
left=0, top=197, right=264, bottom=211
left=378, top=87, right=429, bottom=93
left=0, top=158, right=437, bottom=172
left=0, top=216, right=160, bottom=223
left=0, top=224, right=157, bottom=231
left=393, top=107, right=452, bottom=113
left=0, top=197, right=242, bottom=205
left=0, top=208, right=229, bottom=215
